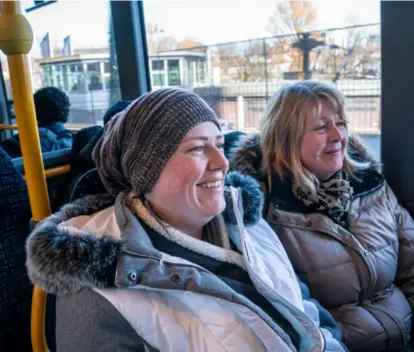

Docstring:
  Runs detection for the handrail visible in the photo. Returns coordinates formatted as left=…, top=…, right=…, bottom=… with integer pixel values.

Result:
left=22, top=165, right=71, bottom=180
left=44, top=164, right=70, bottom=178
left=0, top=123, right=88, bottom=133
left=12, top=147, right=72, bottom=173
left=0, top=123, right=18, bottom=130
left=0, top=2, right=50, bottom=352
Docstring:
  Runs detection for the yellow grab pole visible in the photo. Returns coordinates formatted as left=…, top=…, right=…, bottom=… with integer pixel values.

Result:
left=0, top=1, right=50, bottom=352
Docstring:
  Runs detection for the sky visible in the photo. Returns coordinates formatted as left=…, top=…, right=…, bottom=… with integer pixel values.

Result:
left=144, top=0, right=380, bottom=43
left=21, top=0, right=380, bottom=58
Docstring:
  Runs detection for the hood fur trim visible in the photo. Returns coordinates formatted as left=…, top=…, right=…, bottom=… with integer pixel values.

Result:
left=26, top=173, right=263, bottom=294
left=224, top=171, right=263, bottom=226
left=347, top=133, right=381, bottom=171
left=229, top=133, right=264, bottom=183
left=26, top=194, right=120, bottom=293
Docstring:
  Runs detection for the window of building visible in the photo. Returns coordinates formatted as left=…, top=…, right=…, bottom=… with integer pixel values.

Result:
left=152, top=73, right=165, bottom=86
left=152, top=60, right=164, bottom=71
left=167, top=59, right=180, bottom=86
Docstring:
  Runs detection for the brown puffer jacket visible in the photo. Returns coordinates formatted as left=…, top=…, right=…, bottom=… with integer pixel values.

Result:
left=229, top=133, right=414, bottom=352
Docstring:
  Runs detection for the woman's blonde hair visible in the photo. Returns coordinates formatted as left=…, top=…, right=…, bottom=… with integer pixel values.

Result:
left=261, top=80, right=369, bottom=193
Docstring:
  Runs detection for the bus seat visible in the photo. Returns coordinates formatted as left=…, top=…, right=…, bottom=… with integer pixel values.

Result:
left=47, top=173, right=72, bottom=212
left=67, top=126, right=104, bottom=204
left=6, top=147, right=57, bottom=351
left=68, top=168, right=107, bottom=202
left=13, top=148, right=73, bottom=212
left=70, top=125, right=103, bottom=176
left=0, top=146, right=33, bottom=350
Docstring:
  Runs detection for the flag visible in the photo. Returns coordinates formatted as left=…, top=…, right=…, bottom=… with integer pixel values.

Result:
left=61, top=35, right=72, bottom=56
left=40, top=32, right=52, bottom=58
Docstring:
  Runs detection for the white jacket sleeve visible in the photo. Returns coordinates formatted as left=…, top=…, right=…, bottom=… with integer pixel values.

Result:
left=303, top=298, right=347, bottom=352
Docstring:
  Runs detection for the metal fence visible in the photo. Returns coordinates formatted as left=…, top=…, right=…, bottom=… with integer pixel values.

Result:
left=191, top=79, right=380, bottom=134
left=32, top=23, right=381, bottom=134
left=180, top=23, right=381, bottom=134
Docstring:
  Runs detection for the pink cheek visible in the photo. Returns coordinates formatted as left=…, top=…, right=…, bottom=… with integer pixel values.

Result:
left=168, top=176, right=183, bottom=190
left=169, top=174, right=198, bottom=194
left=183, top=162, right=205, bottom=180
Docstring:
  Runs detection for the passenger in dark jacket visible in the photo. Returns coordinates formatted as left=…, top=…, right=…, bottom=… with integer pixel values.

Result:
left=70, top=100, right=132, bottom=173
left=2, top=87, right=72, bottom=158
left=229, top=80, right=414, bottom=352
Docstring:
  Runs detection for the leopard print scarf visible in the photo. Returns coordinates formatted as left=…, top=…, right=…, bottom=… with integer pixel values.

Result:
left=292, top=171, right=354, bottom=225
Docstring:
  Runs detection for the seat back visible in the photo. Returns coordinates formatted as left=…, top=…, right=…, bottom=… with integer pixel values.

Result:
left=14, top=148, right=72, bottom=212
left=69, top=168, right=106, bottom=202
left=0, top=147, right=33, bottom=350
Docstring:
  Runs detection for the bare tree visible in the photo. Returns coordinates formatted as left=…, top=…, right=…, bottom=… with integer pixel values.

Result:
left=146, top=26, right=205, bottom=53
left=145, top=23, right=178, bottom=53
left=266, top=0, right=316, bottom=38
left=344, top=30, right=380, bottom=78
left=215, top=40, right=266, bottom=83
left=177, top=37, right=205, bottom=52
left=156, top=36, right=179, bottom=52
left=145, top=23, right=163, bottom=52
left=266, top=1, right=317, bottom=74
left=313, top=19, right=380, bottom=81
left=341, top=17, right=380, bottom=78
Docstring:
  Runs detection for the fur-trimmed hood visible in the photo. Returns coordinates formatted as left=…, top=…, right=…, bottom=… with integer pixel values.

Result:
left=26, top=172, right=264, bottom=294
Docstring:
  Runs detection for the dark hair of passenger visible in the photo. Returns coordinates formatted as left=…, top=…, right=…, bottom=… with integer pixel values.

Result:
left=103, top=100, right=131, bottom=126
left=34, top=87, right=71, bottom=125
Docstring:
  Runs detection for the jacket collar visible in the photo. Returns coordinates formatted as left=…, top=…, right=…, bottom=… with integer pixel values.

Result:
left=268, top=169, right=385, bottom=214
left=26, top=172, right=263, bottom=294
left=38, top=122, right=68, bottom=134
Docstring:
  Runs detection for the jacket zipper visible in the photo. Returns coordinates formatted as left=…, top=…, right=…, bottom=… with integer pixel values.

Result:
left=351, top=231, right=378, bottom=300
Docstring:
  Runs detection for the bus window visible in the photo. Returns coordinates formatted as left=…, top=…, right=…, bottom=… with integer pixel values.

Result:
left=143, top=0, right=381, bottom=160
left=1, top=1, right=121, bottom=129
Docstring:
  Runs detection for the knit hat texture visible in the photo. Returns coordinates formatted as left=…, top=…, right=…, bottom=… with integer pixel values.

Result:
left=92, top=88, right=221, bottom=197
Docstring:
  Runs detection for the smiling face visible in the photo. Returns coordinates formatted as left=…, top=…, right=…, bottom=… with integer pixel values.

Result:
left=145, top=121, right=228, bottom=236
left=300, top=99, right=349, bottom=181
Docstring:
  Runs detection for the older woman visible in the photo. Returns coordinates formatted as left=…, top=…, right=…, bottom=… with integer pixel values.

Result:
left=26, top=88, right=345, bottom=352
left=230, top=80, right=414, bottom=352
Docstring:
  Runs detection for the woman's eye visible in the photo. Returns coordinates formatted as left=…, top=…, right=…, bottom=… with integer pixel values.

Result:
left=314, top=124, right=326, bottom=132
left=217, top=144, right=225, bottom=151
left=189, top=146, right=204, bottom=152
left=336, top=121, right=346, bottom=128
